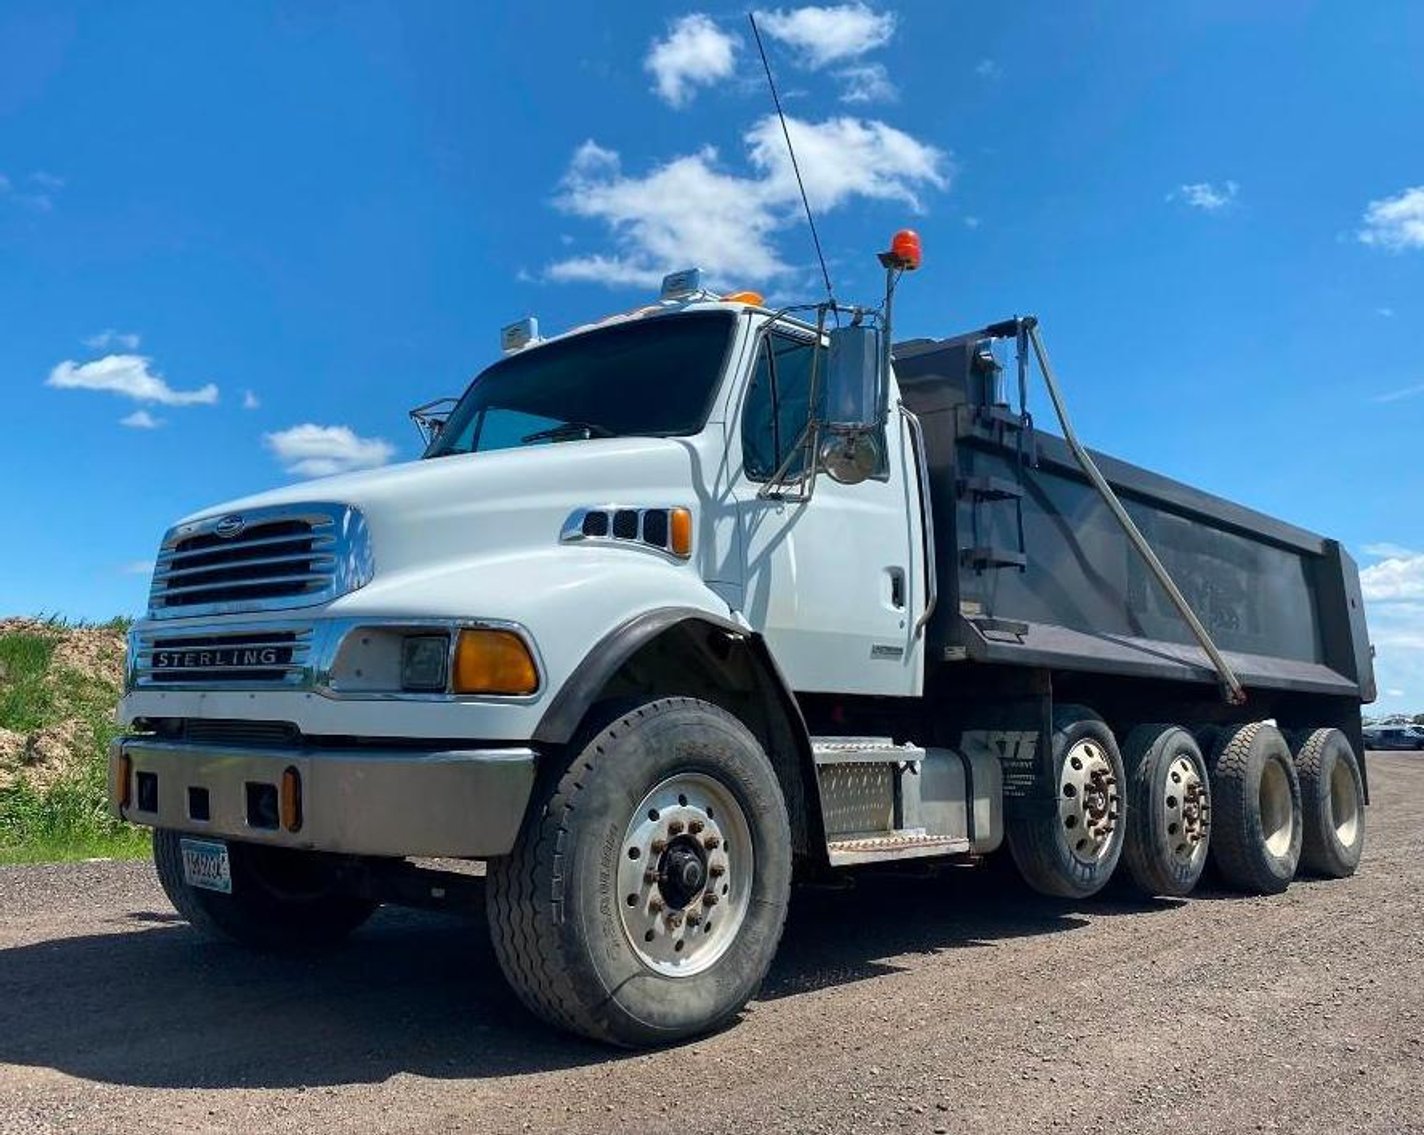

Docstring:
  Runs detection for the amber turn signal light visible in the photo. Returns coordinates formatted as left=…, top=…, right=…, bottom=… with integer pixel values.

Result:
left=453, top=629, right=539, bottom=696
left=669, top=507, right=693, bottom=558
left=115, top=753, right=133, bottom=810
left=281, top=766, right=303, bottom=833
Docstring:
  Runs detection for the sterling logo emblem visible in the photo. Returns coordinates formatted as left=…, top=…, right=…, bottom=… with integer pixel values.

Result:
left=214, top=514, right=246, bottom=539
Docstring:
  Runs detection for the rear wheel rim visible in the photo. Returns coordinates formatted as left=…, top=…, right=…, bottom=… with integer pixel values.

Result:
left=1259, top=759, right=1294, bottom=858
left=1059, top=739, right=1120, bottom=865
left=1163, top=753, right=1210, bottom=866
left=617, top=772, right=753, bottom=978
left=1329, top=757, right=1361, bottom=848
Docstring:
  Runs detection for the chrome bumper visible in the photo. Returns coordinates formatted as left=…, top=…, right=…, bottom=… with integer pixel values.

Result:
left=110, top=738, right=537, bottom=858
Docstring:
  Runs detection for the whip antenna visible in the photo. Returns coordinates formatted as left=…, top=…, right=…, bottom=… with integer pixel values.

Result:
left=748, top=11, right=835, bottom=306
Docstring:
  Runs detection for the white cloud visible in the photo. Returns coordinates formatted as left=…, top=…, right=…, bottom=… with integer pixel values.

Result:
left=745, top=114, right=950, bottom=212
left=755, top=4, right=895, bottom=68
left=1371, top=381, right=1424, bottom=405
left=548, top=116, right=949, bottom=288
left=1360, top=552, right=1424, bottom=710
left=0, top=170, right=57, bottom=212
left=837, top=62, right=896, bottom=104
left=975, top=59, right=999, bottom=78
left=84, top=329, right=141, bottom=351
left=1364, top=542, right=1419, bottom=560
left=264, top=424, right=395, bottom=478
left=1361, top=553, right=1424, bottom=603
left=1377, top=307, right=1396, bottom=318
left=119, top=409, right=163, bottom=429
left=645, top=14, right=739, bottom=108
left=120, top=560, right=155, bottom=576
left=1169, top=181, right=1239, bottom=212
left=242, top=389, right=260, bottom=410
left=1358, top=186, right=1424, bottom=252
left=46, top=355, right=219, bottom=406
left=963, top=215, right=981, bottom=229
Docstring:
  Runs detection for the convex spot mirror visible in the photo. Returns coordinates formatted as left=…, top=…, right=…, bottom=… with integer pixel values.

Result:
left=822, top=324, right=885, bottom=431
left=820, top=431, right=880, bottom=485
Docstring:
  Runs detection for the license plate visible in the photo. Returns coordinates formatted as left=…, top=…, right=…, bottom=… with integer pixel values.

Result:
left=181, top=838, right=232, bottom=894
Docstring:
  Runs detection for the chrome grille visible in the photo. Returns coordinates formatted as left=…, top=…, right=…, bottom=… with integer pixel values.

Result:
left=148, top=503, right=373, bottom=618
left=130, top=624, right=316, bottom=689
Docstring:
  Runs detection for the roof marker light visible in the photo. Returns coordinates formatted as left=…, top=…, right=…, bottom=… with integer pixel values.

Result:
left=660, top=268, right=703, bottom=301
left=722, top=290, right=765, bottom=306
left=500, top=317, right=540, bottom=354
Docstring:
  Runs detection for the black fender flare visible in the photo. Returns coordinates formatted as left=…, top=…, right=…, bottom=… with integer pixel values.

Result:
left=531, top=607, right=826, bottom=860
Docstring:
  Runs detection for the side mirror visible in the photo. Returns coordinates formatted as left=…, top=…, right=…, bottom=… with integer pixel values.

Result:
left=821, top=324, right=885, bottom=431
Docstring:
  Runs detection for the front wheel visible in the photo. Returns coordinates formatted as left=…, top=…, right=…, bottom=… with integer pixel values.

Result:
left=152, top=831, right=376, bottom=951
left=487, top=697, right=792, bottom=1047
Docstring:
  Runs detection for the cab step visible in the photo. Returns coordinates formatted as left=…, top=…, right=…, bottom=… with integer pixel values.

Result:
left=826, top=831, right=970, bottom=866
left=811, top=737, right=924, bottom=766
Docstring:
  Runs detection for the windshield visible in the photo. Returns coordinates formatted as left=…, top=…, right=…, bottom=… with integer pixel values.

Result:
left=426, top=312, right=735, bottom=458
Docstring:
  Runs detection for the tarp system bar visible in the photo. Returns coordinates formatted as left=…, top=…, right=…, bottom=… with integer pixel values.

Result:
left=988, top=316, right=1247, bottom=706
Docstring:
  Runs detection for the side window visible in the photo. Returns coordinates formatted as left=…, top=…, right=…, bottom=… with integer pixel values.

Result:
left=741, top=333, right=821, bottom=480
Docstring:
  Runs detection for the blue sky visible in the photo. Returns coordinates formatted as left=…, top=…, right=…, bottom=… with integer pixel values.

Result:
left=2, top=1, right=1423, bottom=710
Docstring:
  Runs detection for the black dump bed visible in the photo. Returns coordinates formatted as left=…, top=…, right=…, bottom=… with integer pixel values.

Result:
left=894, top=329, right=1375, bottom=707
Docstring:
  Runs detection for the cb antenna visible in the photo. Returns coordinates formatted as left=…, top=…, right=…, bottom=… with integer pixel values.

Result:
left=748, top=11, right=835, bottom=306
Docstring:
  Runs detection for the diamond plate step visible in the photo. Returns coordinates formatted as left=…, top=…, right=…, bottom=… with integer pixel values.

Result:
left=812, top=738, right=926, bottom=766
left=826, top=830, right=971, bottom=866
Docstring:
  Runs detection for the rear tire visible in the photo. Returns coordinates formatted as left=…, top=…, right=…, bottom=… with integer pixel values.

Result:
left=1007, top=706, right=1126, bottom=899
left=153, top=830, right=375, bottom=951
left=487, top=697, right=792, bottom=1047
left=1292, top=728, right=1365, bottom=878
left=1121, top=724, right=1211, bottom=897
left=1206, top=723, right=1302, bottom=894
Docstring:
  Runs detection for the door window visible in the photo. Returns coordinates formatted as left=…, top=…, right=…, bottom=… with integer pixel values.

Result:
left=741, top=333, right=822, bottom=481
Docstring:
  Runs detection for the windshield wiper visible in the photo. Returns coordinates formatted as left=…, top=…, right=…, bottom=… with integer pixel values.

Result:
left=521, top=421, right=615, bottom=444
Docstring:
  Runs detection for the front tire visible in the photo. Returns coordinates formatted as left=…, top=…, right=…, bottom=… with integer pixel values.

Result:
left=152, top=831, right=375, bottom=951
left=1006, top=706, right=1126, bottom=899
left=487, top=697, right=792, bottom=1047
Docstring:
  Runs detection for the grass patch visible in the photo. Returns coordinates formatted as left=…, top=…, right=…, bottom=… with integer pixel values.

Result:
left=0, top=632, right=59, bottom=733
left=0, top=617, right=148, bottom=865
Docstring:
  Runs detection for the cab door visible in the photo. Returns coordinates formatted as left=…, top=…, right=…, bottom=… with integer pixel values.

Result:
left=732, top=328, right=923, bottom=697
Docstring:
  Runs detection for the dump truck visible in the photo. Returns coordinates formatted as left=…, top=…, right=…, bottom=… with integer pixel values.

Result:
left=111, top=232, right=1373, bottom=1046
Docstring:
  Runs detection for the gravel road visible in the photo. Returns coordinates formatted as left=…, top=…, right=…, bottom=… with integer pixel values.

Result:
left=2, top=752, right=1421, bottom=1135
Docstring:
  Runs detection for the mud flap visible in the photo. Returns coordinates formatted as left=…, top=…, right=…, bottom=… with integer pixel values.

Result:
left=960, top=693, right=1055, bottom=820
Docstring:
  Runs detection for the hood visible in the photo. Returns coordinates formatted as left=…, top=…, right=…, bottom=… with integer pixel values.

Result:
left=178, top=436, right=707, bottom=578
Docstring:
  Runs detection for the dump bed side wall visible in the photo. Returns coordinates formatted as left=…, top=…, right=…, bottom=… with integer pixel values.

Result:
left=895, top=337, right=1374, bottom=703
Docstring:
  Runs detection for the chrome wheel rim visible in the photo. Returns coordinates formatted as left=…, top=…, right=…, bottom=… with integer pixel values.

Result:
left=1059, top=739, right=1120, bottom=864
left=617, top=772, right=753, bottom=978
left=1163, top=753, right=1210, bottom=867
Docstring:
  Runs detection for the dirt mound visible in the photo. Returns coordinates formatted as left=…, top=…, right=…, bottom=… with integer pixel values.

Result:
left=0, top=618, right=127, bottom=792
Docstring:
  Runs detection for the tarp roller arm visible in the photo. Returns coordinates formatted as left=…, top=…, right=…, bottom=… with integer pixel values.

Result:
left=986, top=316, right=1247, bottom=706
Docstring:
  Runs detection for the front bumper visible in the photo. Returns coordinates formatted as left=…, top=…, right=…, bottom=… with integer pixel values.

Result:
left=110, top=738, right=537, bottom=858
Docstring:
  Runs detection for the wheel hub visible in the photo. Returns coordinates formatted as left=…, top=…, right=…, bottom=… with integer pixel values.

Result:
left=617, top=772, right=753, bottom=978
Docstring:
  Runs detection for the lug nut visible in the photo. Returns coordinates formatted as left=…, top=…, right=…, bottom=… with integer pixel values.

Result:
left=668, top=819, right=685, bottom=836
left=687, top=911, right=701, bottom=926
left=703, top=892, right=719, bottom=907
left=649, top=897, right=664, bottom=912
left=689, top=819, right=705, bottom=834
left=644, top=870, right=661, bottom=884
left=708, top=863, right=725, bottom=878
left=703, top=835, right=721, bottom=850
left=667, top=911, right=684, bottom=928
left=650, top=837, right=668, bottom=853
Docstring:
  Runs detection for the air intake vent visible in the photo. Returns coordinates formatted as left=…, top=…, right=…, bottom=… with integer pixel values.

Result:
left=148, top=503, right=372, bottom=618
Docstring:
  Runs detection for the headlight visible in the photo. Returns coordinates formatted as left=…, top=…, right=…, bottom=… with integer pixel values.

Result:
left=400, top=634, right=450, bottom=692
left=452, top=629, right=539, bottom=696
